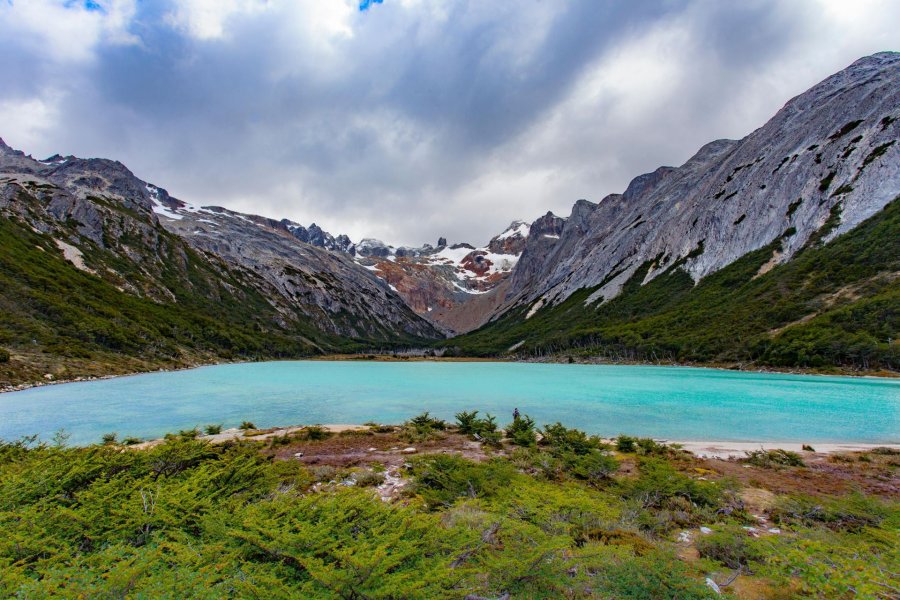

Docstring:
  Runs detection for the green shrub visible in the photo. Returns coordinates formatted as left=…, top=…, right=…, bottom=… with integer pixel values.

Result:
left=409, top=412, right=446, bottom=430
left=177, top=428, right=200, bottom=439
left=743, top=449, right=804, bottom=468
left=585, top=549, right=719, bottom=599
left=505, top=414, right=537, bottom=447
left=622, top=458, right=722, bottom=510
left=122, top=437, right=143, bottom=446
left=770, top=492, right=890, bottom=531
left=239, top=421, right=256, bottom=430
left=353, top=470, right=386, bottom=487
left=541, top=422, right=604, bottom=455
left=0, top=347, right=9, bottom=363
left=409, top=455, right=515, bottom=508
left=401, top=412, right=448, bottom=442
left=100, top=432, right=118, bottom=445
left=696, top=526, right=762, bottom=569
left=636, top=437, right=668, bottom=456
left=299, top=425, right=331, bottom=441
left=616, top=435, right=637, bottom=453
left=567, top=450, right=619, bottom=485
left=366, top=423, right=395, bottom=433
left=455, top=410, right=480, bottom=434
left=479, top=429, right=503, bottom=448
left=203, top=424, right=222, bottom=435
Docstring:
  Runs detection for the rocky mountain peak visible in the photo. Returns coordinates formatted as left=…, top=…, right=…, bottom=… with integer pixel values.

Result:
left=488, top=220, right=531, bottom=254
left=492, top=51, right=900, bottom=317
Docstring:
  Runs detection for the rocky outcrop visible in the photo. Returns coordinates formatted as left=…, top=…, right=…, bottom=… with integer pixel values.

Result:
left=0, top=139, right=440, bottom=342
left=495, top=52, right=900, bottom=317
left=351, top=221, right=535, bottom=334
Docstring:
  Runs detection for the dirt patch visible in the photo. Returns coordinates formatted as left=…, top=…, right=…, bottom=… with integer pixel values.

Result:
left=267, top=429, right=499, bottom=470
left=697, top=451, right=899, bottom=499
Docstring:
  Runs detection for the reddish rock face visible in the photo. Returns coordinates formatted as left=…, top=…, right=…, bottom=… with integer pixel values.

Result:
left=459, top=251, right=491, bottom=277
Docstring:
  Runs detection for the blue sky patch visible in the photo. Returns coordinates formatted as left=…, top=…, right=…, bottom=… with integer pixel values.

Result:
left=359, top=0, right=384, bottom=12
left=63, top=0, right=104, bottom=12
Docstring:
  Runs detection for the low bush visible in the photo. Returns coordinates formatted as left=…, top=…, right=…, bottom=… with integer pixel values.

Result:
left=101, top=432, right=118, bottom=445
left=177, top=428, right=200, bottom=439
left=696, top=526, right=762, bottom=569
left=409, top=411, right=446, bottom=431
left=353, top=470, right=386, bottom=487
left=455, top=410, right=498, bottom=438
left=585, top=549, right=719, bottom=599
left=299, top=425, right=331, bottom=441
left=622, top=458, right=723, bottom=512
left=0, top=347, right=9, bottom=363
left=770, top=492, right=890, bottom=531
left=505, top=414, right=537, bottom=447
left=409, top=454, right=516, bottom=508
left=743, top=449, right=804, bottom=468
left=365, top=423, right=395, bottom=433
left=239, top=421, right=256, bottom=430
left=541, top=422, right=605, bottom=455
left=567, top=450, right=619, bottom=485
left=616, top=435, right=637, bottom=453
left=204, top=424, right=222, bottom=435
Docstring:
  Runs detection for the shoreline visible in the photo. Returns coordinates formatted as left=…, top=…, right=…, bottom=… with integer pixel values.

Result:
left=3, top=354, right=897, bottom=393
left=129, top=423, right=900, bottom=458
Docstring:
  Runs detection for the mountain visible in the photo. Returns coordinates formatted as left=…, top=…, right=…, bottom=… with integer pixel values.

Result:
left=351, top=220, right=545, bottom=334
left=1, top=53, right=897, bottom=382
left=0, top=141, right=439, bottom=385
left=448, top=52, right=899, bottom=371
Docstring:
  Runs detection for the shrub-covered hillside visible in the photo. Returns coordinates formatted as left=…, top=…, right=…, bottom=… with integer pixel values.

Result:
left=1, top=415, right=897, bottom=598
left=447, top=199, right=899, bottom=373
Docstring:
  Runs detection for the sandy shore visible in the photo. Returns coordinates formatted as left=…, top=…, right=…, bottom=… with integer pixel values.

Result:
left=131, top=423, right=899, bottom=458
left=670, top=440, right=900, bottom=459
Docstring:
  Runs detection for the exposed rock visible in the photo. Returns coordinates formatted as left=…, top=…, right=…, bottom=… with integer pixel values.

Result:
left=0, top=140, right=440, bottom=342
left=494, top=52, right=900, bottom=316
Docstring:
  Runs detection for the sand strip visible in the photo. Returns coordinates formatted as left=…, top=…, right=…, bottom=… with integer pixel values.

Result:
left=670, top=440, right=900, bottom=459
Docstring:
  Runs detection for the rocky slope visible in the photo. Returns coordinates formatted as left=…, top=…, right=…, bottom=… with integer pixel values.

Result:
left=144, top=193, right=437, bottom=340
left=351, top=220, right=543, bottom=333
left=447, top=53, right=899, bottom=371
left=495, top=52, right=900, bottom=318
left=0, top=139, right=440, bottom=383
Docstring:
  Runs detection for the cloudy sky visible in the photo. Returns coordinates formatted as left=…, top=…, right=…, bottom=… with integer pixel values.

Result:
left=2, top=1, right=899, bottom=246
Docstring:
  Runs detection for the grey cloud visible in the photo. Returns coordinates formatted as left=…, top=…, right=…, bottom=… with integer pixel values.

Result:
left=1, top=0, right=898, bottom=245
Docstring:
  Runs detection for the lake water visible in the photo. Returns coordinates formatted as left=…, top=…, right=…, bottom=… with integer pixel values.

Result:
left=0, top=361, right=897, bottom=446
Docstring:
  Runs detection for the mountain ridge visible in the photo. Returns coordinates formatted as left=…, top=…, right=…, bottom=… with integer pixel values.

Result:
left=1, top=52, right=898, bottom=383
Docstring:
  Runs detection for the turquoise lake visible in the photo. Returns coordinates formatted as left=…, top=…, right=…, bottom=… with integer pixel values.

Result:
left=0, top=361, right=897, bottom=446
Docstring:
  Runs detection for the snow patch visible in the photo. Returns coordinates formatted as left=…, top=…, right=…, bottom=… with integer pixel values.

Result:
left=146, top=185, right=184, bottom=220
left=495, top=221, right=530, bottom=241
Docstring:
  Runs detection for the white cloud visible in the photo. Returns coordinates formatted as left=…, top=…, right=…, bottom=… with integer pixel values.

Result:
left=0, top=0, right=138, bottom=63
left=165, top=0, right=355, bottom=44
left=0, top=94, right=62, bottom=154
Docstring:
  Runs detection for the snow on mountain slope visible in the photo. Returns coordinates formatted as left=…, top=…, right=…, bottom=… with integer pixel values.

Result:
left=351, top=220, right=540, bottom=333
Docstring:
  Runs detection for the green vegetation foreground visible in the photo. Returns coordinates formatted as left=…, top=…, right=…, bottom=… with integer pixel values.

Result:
left=1, top=414, right=897, bottom=598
